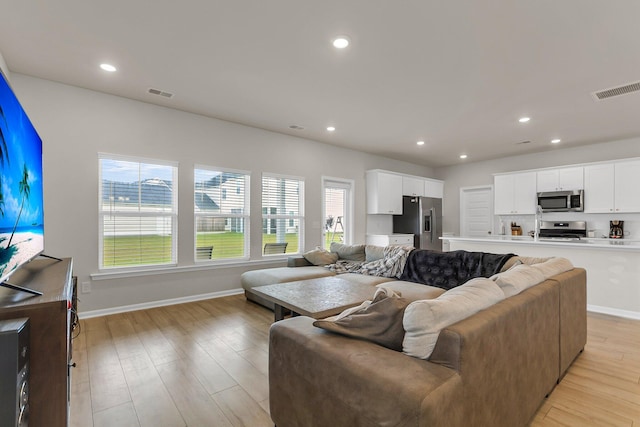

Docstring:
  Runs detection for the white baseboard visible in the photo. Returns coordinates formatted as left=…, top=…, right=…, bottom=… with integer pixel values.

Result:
left=78, top=288, right=245, bottom=319
left=587, top=304, right=640, bottom=320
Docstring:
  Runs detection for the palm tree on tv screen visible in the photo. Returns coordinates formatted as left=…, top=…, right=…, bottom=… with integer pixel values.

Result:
left=7, top=163, right=30, bottom=247
left=0, top=104, right=9, bottom=218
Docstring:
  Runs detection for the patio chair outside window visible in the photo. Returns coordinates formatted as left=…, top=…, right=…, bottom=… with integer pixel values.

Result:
left=264, top=242, right=288, bottom=255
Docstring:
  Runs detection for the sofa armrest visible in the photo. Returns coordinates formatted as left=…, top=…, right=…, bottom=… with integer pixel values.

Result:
left=269, top=316, right=463, bottom=427
left=287, top=255, right=313, bottom=267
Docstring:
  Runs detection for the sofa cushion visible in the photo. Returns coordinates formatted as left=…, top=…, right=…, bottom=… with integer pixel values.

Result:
left=402, top=278, right=505, bottom=359
left=530, top=257, right=574, bottom=279
left=377, top=281, right=445, bottom=302
left=493, top=264, right=546, bottom=297
left=240, top=266, right=334, bottom=290
left=339, top=273, right=394, bottom=286
left=330, top=242, right=366, bottom=261
left=303, top=248, right=339, bottom=266
left=313, top=288, right=410, bottom=351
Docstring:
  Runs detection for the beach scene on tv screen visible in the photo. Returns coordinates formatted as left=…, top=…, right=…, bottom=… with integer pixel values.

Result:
left=0, top=73, right=44, bottom=281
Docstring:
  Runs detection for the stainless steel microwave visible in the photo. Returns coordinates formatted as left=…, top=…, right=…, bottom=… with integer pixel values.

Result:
left=537, top=190, right=584, bottom=212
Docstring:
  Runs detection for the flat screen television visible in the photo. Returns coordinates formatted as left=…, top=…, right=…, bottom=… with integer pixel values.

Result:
left=0, top=69, right=45, bottom=292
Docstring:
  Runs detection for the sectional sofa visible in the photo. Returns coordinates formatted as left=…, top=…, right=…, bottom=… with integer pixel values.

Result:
left=242, top=244, right=587, bottom=427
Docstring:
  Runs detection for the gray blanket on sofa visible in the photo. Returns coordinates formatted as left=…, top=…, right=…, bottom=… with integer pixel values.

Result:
left=398, top=249, right=516, bottom=290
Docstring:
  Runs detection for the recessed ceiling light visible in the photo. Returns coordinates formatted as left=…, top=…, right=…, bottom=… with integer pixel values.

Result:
left=326, top=126, right=336, bottom=132
left=416, top=140, right=425, bottom=146
left=100, top=63, right=117, bottom=72
left=551, top=139, right=561, bottom=144
left=518, top=117, right=530, bottom=123
left=460, top=154, right=468, bottom=159
left=332, top=37, right=350, bottom=49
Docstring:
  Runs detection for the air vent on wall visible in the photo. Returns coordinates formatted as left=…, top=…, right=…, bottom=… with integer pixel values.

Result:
left=148, top=88, right=174, bottom=98
left=592, top=81, right=640, bottom=100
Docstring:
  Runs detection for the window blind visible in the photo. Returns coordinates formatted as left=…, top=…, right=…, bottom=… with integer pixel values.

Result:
left=99, top=155, right=177, bottom=269
left=194, top=167, right=250, bottom=261
left=261, top=174, right=304, bottom=255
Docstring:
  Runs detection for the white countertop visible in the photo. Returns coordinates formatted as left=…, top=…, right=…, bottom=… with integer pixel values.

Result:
left=441, top=235, right=640, bottom=250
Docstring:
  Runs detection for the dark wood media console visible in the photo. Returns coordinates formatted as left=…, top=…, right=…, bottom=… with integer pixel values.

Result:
left=0, top=257, right=75, bottom=427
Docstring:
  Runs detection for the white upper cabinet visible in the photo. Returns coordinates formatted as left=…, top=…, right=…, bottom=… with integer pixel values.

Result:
left=584, top=164, right=614, bottom=213
left=614, top=160, right=640, bottom=212
left=584, top=160, right=640, bottom=213
left=494, top=172, right=537, bottom=215
left=366, top=170, right=403, bottom=214
left=424, top=179, right=444, bottom=198
left=402, top=176, right=424, bottom=197
left=536, top=167, right=584, bottom=192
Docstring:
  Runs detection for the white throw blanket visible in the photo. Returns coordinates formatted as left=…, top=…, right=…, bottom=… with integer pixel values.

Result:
left=326, top=245, right=413, bottom=278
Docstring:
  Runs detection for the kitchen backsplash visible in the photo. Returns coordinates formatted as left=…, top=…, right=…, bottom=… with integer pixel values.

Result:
left=495, top=212, right=639, bottom=239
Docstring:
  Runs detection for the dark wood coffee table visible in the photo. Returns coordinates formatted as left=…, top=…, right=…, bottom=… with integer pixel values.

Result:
left=251, top=276, right=377, bottom=321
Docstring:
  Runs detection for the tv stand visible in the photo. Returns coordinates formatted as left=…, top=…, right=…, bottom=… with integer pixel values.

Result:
left=0, top=257, right=75, bottom=427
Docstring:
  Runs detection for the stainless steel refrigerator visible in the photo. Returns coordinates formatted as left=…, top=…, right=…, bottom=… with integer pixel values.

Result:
left=393, top=196, right=443, bottom=250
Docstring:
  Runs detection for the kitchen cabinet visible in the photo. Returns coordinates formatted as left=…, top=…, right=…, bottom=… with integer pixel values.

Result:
left=494, top=172, right=537, bottom=215
left=402, top=176, right=424, bottom=197
left=615, top=160, right=640, bottom=212
left=424, top=179, right=444, bottom=198
left=585, top=160, right=640, bottom=213
left=536, top=167, right=584, bottom=192
left=366, top=170, right=403, bottom=214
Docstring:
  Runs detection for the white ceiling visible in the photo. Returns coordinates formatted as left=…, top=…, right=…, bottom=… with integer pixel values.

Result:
left=2, top=1, right=640, bottom=167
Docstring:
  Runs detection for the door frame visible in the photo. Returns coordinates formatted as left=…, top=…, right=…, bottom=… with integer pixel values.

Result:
left=321, top=176, right=354, bottom=248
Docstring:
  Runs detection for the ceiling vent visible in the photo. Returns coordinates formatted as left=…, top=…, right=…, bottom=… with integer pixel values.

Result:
left=148, top=88, right=174, bottom=98
left=592, top=81, right=640, bottom=100
left=516, top=140, right=532, bottom=145
left=288, top=125, right=305, bottom=130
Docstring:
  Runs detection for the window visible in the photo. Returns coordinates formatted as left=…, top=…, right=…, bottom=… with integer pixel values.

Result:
left=322, top=177, right=353, bottom=249
left=262, top=174, right=304, bottom=255
left=99, top=154, right=178, bottom=269
left=195, top=166, right=250, bottom=261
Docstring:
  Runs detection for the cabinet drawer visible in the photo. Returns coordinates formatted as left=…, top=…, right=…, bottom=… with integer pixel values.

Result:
left=388, top=235, right=414, bottom=245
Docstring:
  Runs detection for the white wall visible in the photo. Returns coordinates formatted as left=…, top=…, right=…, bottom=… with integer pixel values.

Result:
left=434, top=139, right=640, bottom=236
left=0, top=51, right=9, bottom=80
left=11, top=73, right=432, bottom=313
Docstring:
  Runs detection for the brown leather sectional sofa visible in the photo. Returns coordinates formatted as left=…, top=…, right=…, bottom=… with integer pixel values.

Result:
left=268, top=266, right=587, bottom=427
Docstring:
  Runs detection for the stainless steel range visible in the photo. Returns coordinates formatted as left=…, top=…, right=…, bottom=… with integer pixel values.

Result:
left=538, top=221, right=587, bottom=240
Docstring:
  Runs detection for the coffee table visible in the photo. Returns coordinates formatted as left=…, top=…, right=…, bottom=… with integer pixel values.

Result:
left=250, top=276, right=378, bottom=321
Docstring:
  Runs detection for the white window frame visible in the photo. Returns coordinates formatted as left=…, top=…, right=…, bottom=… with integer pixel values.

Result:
left=321, top=176, right=354, bottom=249
left=98, top=153, right=178, bottom=270
left=261, top=173, right=305, bottom=257
left=194, top=165, right=251, bottom=263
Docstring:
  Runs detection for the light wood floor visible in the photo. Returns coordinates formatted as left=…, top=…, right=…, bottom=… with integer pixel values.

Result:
left=70, top=295, right=640, bottom=427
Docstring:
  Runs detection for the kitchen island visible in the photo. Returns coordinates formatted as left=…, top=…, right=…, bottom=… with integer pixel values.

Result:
left=443, top=235, right=640, bottom=319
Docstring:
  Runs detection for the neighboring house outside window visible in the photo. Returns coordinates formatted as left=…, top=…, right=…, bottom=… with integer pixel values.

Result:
left=261, top=174, right=304, bottom=255
left=99, top=154, right=178, bottom=269
left=194, top=166, right=250, bottom=261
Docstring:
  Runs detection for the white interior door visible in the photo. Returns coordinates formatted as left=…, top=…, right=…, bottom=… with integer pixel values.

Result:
left=460, top=186, right=494, bottom=237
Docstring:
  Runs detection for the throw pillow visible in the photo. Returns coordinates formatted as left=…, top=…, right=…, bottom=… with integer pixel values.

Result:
left=303, top=248, right=339, bottom=266
left=493, top=264, right=546, bottom=297
left=313, top=288, right=410, bottom=351
left=402, top=278, right=505, bottom=360
left=330, top=242, right=366, bottom=261
left=365, top=245, right=385, bottom=262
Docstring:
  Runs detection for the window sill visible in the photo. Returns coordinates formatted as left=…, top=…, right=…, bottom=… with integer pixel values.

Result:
left=91, top=258, right=287, bottom=281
